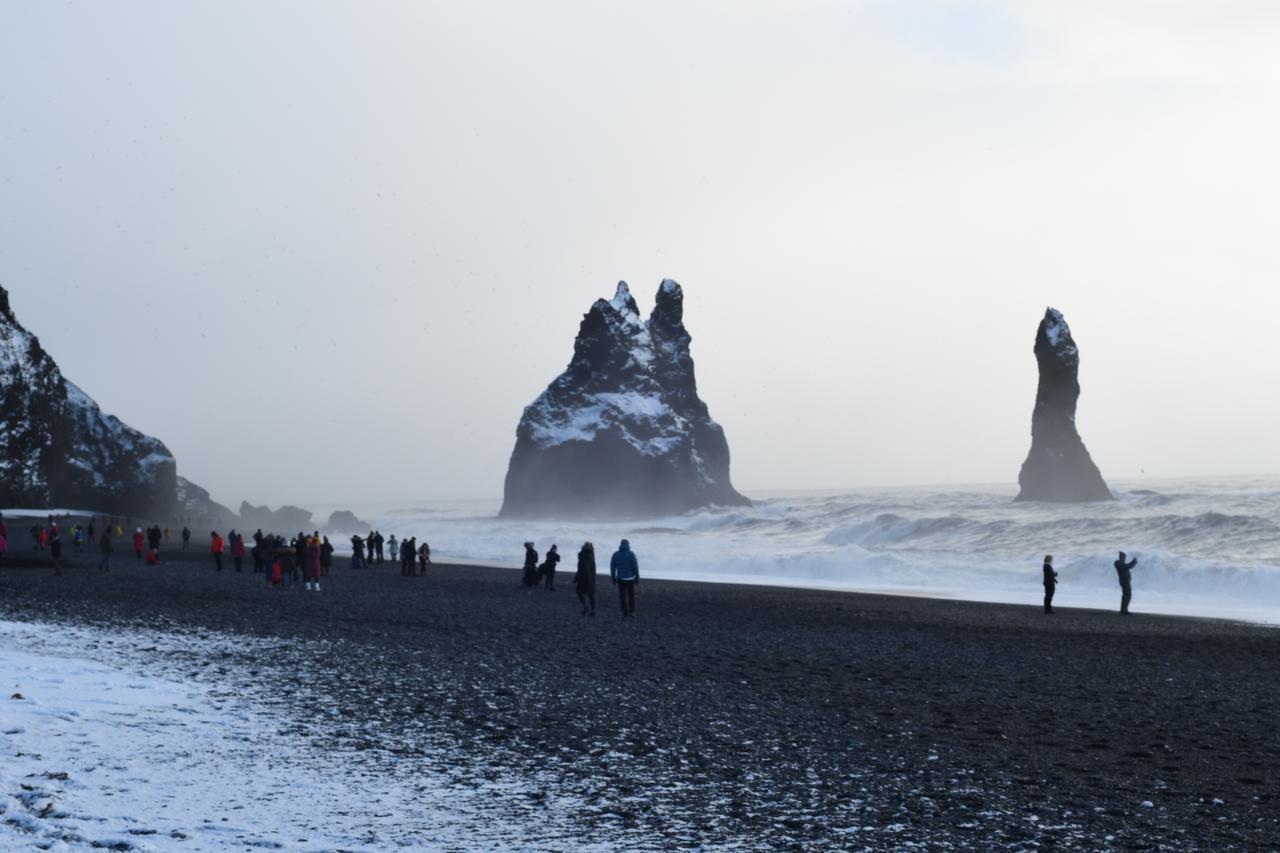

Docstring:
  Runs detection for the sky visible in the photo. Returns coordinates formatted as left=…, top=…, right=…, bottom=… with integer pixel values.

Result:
left=2, top=1, right=1279, bottom=507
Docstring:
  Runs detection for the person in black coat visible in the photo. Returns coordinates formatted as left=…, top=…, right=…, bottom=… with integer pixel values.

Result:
left=1042, top=554, right=1057, bottom=614
left=1115, top=551, right=1138, bottom=614
left=522, top=542, right=539, bottom=587
left=575, top=543, right=596, bottom=615
left=541, top=544, right=560, bottom=591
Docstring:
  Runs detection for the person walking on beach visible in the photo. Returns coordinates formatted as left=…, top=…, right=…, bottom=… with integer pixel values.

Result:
left=50, top=530, right=63, bottom=576
left=181, top=526, right=191, bottom=550
left=417, top=542, right=430, bottom=576
left=98, top=529, right=113, bottom=571
left=541, top=544, right=560, bottom=591
left=1115, top=551, right=1138, bottom=615
left=610, top=539, right=639, bottom=618
left=350, top=534, right=366, bottom=569
left=133, top=528, right=145, bottom=561
left=375, top=531, right=385, bottom=564
left=211, top=531, right=225, bottom=571
left=87, top=519, right=95, bottom=544
left=1043, top=555, right=1058, bottom=614
left=522, top=542, right=540, bottom=588
left=231, top=532, right=246, bottom=572
left=388, top=535, right=398, bottom=566
left=575, top=543, right=596, bottom=616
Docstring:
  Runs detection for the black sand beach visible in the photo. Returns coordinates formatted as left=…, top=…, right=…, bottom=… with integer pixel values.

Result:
left=1, top=550, right=1277, bottom=850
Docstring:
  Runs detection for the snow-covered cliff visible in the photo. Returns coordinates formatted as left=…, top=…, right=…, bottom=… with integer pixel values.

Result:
left=0, top=285, right=181, bottom=518
left=500, top=280, right=749, bottom=519
left=1015, top=308, right=1113, bottom=502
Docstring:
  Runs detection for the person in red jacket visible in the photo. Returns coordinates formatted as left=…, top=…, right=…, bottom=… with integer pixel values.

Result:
left=132, top=528, right=145, bottom=561
left=210, top=531, right=225, bottom=571
left=231, top=533, right=246, bottom=573
left=145, top=548, right=161, bottom=565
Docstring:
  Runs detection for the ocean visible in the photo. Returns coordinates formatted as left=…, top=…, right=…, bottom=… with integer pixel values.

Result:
left=326, top=475, right=1280, bottom=625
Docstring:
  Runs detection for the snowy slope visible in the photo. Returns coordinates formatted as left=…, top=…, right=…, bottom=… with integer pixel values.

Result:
left=501, top=280, right=748, bottom=519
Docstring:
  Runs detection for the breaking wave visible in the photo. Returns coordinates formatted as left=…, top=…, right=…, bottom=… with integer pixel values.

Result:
left=330, top=477, right=1280, bottom=624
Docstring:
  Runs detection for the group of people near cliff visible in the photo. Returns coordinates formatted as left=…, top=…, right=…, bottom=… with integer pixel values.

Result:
left=348, top=531, right=431, bottom=576
left=522, top=539, right=640, bottom=617
left=1042, top=551, right=1140, bottom=615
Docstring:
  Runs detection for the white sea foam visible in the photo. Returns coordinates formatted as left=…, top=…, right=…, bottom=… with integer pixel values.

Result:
left=320, top=476, right=1280, bottom=624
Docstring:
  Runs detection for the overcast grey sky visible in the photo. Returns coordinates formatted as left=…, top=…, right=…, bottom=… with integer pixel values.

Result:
left=2, top=1, right=1279, bottom=506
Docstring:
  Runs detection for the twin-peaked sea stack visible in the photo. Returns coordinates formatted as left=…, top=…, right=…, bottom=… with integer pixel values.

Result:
left=1015, top=308, right=1113, bottom=502
left=499, top=280, right=750, bottom=519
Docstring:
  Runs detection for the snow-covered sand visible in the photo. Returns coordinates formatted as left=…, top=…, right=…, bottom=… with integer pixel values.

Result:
left=0, top=620, right=592, bottom=851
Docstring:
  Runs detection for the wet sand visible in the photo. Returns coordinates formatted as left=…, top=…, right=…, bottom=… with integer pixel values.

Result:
left=1, top=549, right=1277, bottom=849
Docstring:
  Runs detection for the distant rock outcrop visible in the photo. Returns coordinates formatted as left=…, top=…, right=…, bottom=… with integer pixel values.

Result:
left=325, top=510, right=369, bottom=533
left=238, top=501, right=315, bottom=532
left=1015, top=308, right=1112, bottom=502
left=500, top=280, right=749, bottom=519
left=176, top=477, right=236, bottom=529
left=0, top=285, right=180, bottom=518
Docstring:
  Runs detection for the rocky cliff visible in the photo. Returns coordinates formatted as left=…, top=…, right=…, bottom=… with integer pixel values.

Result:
left=500, top=280, right=749, bottom=519
left=1015, top=308, right=1112, bottom=502
left=0, top=286, right=187, bottom=518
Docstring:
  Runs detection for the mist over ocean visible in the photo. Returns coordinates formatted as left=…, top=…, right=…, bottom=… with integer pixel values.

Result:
left=320, top=475, right=1280, bottom=625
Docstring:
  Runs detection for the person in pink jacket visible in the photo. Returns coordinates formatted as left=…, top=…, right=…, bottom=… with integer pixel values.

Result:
left=303, top=535, right=322, bottom=592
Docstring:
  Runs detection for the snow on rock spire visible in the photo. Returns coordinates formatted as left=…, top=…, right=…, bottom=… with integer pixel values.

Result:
left=1015, top=307, right=1112, bottom=502
left=500, top=279, right=749, bottom=519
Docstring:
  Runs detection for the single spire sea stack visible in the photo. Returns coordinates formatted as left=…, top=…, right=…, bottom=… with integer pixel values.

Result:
left=1015, top=308, right=1113, bottom=502
left=499, top=280, right=750, bottom=519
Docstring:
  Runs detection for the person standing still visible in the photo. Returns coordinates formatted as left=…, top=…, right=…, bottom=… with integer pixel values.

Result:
left=1042, top=555, right=1058, bottom=614
left=181, top=526, right=191, bottom=550
left=575, top=542, right=596, bottom=616
left=98, top=530, right=113, bottom=571
left=610, top=539, right=640, bottom=618
left=211, top=531, right=225, bottom=571
left=1115, top=551, right=1138, bottom=615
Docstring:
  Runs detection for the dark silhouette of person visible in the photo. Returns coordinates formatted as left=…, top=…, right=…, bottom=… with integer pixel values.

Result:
left=522, top=542, right=539, bottom=587
left=1114, top=551, right=1138, bottom=614
left=575, top=543, right=596, bottom=615
left=610, top=539, right=640, bottom=618
left=351, top=535, right=366, bottom=569
left=1042, top=554, right=1058, bottom=614
left=181, top=526, right=191, bottom=550
left=542, top=544, right=560, bottom=591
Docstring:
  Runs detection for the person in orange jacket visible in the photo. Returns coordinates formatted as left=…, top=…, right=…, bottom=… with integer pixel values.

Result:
left=132, top=528, right=145, bottom=561
left=210, top=531, right=225, bottom=571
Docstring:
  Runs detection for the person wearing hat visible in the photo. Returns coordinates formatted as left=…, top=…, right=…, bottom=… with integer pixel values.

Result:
left=609, top=539, right=640, bottom=618
left=1042, top=555, right=1058, bottom=614
left=522, top=542, right=540, bottom=587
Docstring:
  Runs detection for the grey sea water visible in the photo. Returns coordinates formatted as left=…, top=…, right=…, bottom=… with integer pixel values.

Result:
left=333, top=475, right=1280, bottom=623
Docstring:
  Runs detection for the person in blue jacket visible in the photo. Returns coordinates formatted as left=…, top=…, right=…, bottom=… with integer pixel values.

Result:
left=610, top=539, right=640, bottom=618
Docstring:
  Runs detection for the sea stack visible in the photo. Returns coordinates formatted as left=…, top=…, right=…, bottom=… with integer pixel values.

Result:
left=1015, top=308, right=1112, bottom=502
left=0, top=285, right=226, bottom=520
left=500, top=280, right=750, bottom=519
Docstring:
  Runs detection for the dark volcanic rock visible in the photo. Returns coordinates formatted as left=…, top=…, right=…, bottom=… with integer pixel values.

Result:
left=1016, top=308, right=1112, bottom=502
left=0, top=286, right=179, bottom=518
left=500, top=280, right=749, bottom=519
left=175, top=477, right=236, bottom=528
left=325, top=510, right=369, bottom=533
left=238, top=501, right=314, bottom=532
